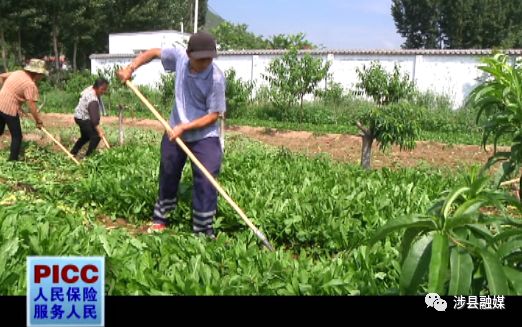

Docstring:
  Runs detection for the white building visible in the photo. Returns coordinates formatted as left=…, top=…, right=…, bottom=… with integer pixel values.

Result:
left=91, top=32, right=522, bottom=108
left=108, top=30, right=190, bottom=54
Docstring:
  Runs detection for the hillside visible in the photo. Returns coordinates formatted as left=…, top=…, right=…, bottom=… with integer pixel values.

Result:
left=205, top=8, right=225, bottom=30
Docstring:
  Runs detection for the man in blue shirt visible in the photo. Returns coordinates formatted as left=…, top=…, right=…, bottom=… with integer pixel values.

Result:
left=117, top=32, right=226, bottom=238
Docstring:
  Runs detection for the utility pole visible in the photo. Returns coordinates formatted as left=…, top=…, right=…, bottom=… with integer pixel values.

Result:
left=194, top=0, right=199, bottom=33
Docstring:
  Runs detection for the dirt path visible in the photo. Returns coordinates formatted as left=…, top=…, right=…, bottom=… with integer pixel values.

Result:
left=0, top=113, right=502, bottom=169
left=228, top=126, right=497, bottom=169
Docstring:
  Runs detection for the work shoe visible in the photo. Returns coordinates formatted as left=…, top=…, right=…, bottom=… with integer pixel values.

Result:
left=196, top=228, right=216, bottom=240
left=147, top=222, right=167, bottom=233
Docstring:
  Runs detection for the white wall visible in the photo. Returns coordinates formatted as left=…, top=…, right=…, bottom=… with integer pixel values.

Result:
left=328, top=54, right=415, bottom=98
left=413, top=56, right=484, bottom=107
left=90, top=49, right=520, bottom=108
left=91, top=55, right=165, bottom=87
left=109, top=31, right=189, bottom=54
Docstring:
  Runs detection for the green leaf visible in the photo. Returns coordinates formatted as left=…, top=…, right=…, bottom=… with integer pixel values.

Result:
left=321, top=279, right=346, bottom=289
left=129, top=238, right=148, bottom=251
left=0, top=237, right=19, bottom=258
left=483, top=152, right=511, bottom=172
left=443, top=187, right=470, bottom=219
left=451, top=198, right=486, bottom=219
left=448, top=248, right=473, bottom=295
left=503, top=267, right=522, bottom=295
left=98, top=234, right=112, bottom=257
left=497, top=240, right=522, bottom=259
left=479, top=249, right=509, bottom=295
left=466, top=225, right=494, bottom=244
left=29, top=235, right=43, bottom=254
left=400, top=227, right=425, bottom=265
left=428, top=233, right=449, bottom=294
left=369, top=215, right=435, bottom=245
left=400, top=234, right=433, bottom=295
left=486, top=215, right=522, bottom=227
left=445, top=213, right=480, bottom=230
left=494, top=228, right=522, bottom=243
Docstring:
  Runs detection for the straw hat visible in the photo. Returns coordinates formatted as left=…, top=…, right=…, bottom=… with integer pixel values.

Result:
left=24, top=59, right=49, bottom=76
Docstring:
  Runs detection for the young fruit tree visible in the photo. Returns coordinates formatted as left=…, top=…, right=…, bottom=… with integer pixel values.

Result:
left=355, top=61, right=420, bottom=169
left=263, top=47, right=330, bottom=120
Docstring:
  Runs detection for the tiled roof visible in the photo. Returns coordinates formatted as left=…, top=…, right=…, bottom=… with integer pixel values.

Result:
left=90, top=54, right=136, bottom=59
left=90, top=49, right=522, bottom=59
left=218, top=49, right=522, bottom=55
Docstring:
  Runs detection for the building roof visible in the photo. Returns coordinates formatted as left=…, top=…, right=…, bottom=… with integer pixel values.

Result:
left=90, top=48, right=522, bottom=59
left=217, top=49, right=522, bottom=55
left=109, top=30, right=191, bottom=37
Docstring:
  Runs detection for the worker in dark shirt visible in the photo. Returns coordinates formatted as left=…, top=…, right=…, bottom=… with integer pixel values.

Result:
left=70, top=78, right=109, bottom=157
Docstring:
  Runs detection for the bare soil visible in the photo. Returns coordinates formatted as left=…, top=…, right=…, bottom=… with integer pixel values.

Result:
left=0, top=113, right=503, bottom=170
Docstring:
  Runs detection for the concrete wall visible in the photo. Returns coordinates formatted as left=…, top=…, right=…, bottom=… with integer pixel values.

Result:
left=91, top=49, right=521, bottom=108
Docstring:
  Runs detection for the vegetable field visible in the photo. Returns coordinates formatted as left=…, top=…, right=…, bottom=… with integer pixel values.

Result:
left=0, top=126, right=471, bottom=295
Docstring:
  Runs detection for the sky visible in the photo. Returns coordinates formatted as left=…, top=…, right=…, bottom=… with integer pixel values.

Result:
left=207, top=0, right=406, bottom=49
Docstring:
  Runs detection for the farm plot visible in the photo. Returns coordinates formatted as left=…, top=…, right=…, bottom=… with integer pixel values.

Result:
left=0, top=127, right=503, bottom=295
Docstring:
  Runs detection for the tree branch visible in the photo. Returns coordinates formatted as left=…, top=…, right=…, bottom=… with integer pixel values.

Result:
left=356, top=121, right=370, bottom=135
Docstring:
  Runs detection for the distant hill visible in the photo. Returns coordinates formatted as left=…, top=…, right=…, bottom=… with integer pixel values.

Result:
left=205, top=8, right=225, bottom=30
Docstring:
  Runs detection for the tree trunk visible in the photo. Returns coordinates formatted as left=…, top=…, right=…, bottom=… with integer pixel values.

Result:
left=107, top=91, right=111, bottom=113
left=300, top=94, right=304, bottom=122
left=361, top=133, right=374, bottom=170
left=17, top=29, right=22, bottom=64
left=518, top=176, right=522, bottom=201
left=189, top=1, right=194, bottom=33
left=52, top=24, right=60, bottom=70
left=356, top=121, right=374, bottom=170
left=118, top=105, right=125, bottom=146
left=58, top=44, right=63, bottom=70
left=0, top=29, right=7, bottom=72
left=73, top=40, right=78, bottom=71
